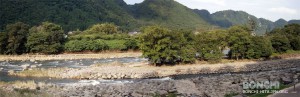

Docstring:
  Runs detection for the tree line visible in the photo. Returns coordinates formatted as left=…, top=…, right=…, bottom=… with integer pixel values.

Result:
left=139, top=24, right=300, bottom=65
left=0, top=22, right=138, bottom=54
left=1, top=21, right=300, bottom=66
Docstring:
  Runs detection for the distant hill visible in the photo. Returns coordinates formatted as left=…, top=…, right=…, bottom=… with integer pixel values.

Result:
left=194, top=10, right=300, bottom=35
left=0, top=0, right=299, bottom=33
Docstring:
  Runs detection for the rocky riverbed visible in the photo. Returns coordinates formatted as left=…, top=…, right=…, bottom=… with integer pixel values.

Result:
left=30, top=66, right=299, bottom=97
left=9, top=57, right=300, bottom=80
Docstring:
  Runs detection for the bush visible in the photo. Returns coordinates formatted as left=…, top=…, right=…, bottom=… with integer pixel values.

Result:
left=64, top=39, right=108, bottom=52
left=64, top=40, right=86, bottom=52
left=124, top=38, right=139, bottom=50
left=104, top=40, right=127, bottom=50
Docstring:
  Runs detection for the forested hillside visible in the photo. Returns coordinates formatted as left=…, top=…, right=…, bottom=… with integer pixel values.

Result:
left=0, top=0, right=299, bottom=33
left=0, top=0, right=137, bottom=31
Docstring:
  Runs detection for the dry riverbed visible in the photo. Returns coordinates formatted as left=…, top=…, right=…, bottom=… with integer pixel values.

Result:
left=9, top=56, right=300, bottom=79
left=0, top=52, right=142, bottom=61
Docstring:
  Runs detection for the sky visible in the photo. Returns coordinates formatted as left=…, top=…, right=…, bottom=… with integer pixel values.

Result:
left=123, top=0, right=300, bottom=21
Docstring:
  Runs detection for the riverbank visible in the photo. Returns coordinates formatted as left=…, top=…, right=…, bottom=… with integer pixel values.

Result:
left=4, top=66, right=300, bottom=97
left=0, top=52, right=142, bottom=61
left=9, top=56, right=300, bottom=79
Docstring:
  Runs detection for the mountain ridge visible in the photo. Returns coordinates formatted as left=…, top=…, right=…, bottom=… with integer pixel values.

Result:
left=0, top=0, right=299, bottom=33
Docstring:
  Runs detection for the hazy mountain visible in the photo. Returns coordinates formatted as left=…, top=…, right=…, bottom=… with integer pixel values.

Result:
left=274, top=19, right=288, bottom=28
left=288, top=20, right=300, bottom=24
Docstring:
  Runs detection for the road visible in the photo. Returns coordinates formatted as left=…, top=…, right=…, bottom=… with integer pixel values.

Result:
left=268, top=83, right=300, bottom=97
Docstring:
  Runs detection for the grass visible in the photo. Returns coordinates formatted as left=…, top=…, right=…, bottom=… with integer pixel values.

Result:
left=0, top=81, right=51, bottom=97
left=271, top=50, right=300, bottom=59
left=9, top=68, right=67, bottom=78
left=224, top=92, right=239, bottom=97
left=0, top=88, right=51, bottom=97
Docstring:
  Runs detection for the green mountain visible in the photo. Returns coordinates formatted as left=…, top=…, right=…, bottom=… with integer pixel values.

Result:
left=197, top=10, right=299, bottom=35
left=0, top=0, right=299, bottom=33
left=131, top=0, right=210, bottom=30
left=0, top=0, right=210, bottom=32
left=0, top=0, right=137, bottom=31
left=211, top=10, right=257, bottom=27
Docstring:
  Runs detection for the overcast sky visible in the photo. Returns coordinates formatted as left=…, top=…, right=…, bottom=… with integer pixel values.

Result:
left=124, top=0, right=300, bottom=21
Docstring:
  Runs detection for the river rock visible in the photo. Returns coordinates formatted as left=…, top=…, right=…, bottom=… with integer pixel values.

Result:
left=30, top=59, right=35, bottom=62
left=30, top=65, right=37, bottom=68
left=21, top=64, right=30, bottom=70
left=281, top=77, right=293, bottom=84
left=8, top=70, right=15, bottom=74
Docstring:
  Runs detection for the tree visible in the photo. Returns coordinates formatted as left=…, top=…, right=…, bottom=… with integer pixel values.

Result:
left=194, top=30, right=226, bottom=62
left=227, top=26, right=252, bottom=60
left=5, top=22, right=30, bottom=54
left=270, top=33, right=291, bottom=53
left=268, top=24, right=300, bottom=51
left=246, top=36, right=273, bottom=59
left=85, top=23, right=118, bottom=34
left=174, top=30, right=196, bottom=63
left=26, top=22, right=65, bottom=54
left=139, top=26, right=195, bottom=65
left=0, top=32, right=8, bottom=54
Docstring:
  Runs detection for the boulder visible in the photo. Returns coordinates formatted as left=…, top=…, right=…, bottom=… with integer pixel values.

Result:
left=281, top=77, right=293, bottom=84
left=21, top=64, right=30, bottom=70
left=30, top=59, right=35, bottom=62
left=8, top=70, right=15, bottom=74
left=30, top=65, right=37, bottom=68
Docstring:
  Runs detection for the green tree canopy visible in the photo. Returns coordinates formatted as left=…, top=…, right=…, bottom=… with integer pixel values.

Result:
left=139, top=26, right=195, bottom=65
left=26, top=22, right=65, bottom=54
left=85, top=23, right=118, bottom=34
left=194, top=30, right=227, bottom=62
left=246, top=36, right=273, bottom=59
left=227, top=26, right=252, bottom=60
left=5, top=22, right=30, bottom=54
left=0, top=32, right=8, bottom=54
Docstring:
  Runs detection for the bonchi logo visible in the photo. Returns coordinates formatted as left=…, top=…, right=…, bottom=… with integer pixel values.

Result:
left=243, top=81, right=280, bottom=90
left=242, top=80, right=288, bottom=94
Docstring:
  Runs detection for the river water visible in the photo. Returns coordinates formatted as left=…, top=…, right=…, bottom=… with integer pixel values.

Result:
left=0, top=57, right=148, bottom=83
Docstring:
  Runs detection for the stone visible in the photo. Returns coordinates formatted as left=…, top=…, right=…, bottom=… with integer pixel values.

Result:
left=281, top=77, right=293, bottom=84
left=21, top=64, right=30, bottom=70
left=30, top=65, right=37, bottom=68
left=30, top=59, right=35, bottom=62
left=8, top=70, right=15, bottom=74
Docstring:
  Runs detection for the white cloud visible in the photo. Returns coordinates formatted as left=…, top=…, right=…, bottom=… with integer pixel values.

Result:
left=268, top=7, right=297, bottom=15
left=188, top=0, right=226, bottom=6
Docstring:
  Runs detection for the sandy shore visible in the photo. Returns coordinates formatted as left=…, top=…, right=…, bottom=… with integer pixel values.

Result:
left=0, top=52, right=142, bottom=61
left=9, top=56, right=300, bottom=79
